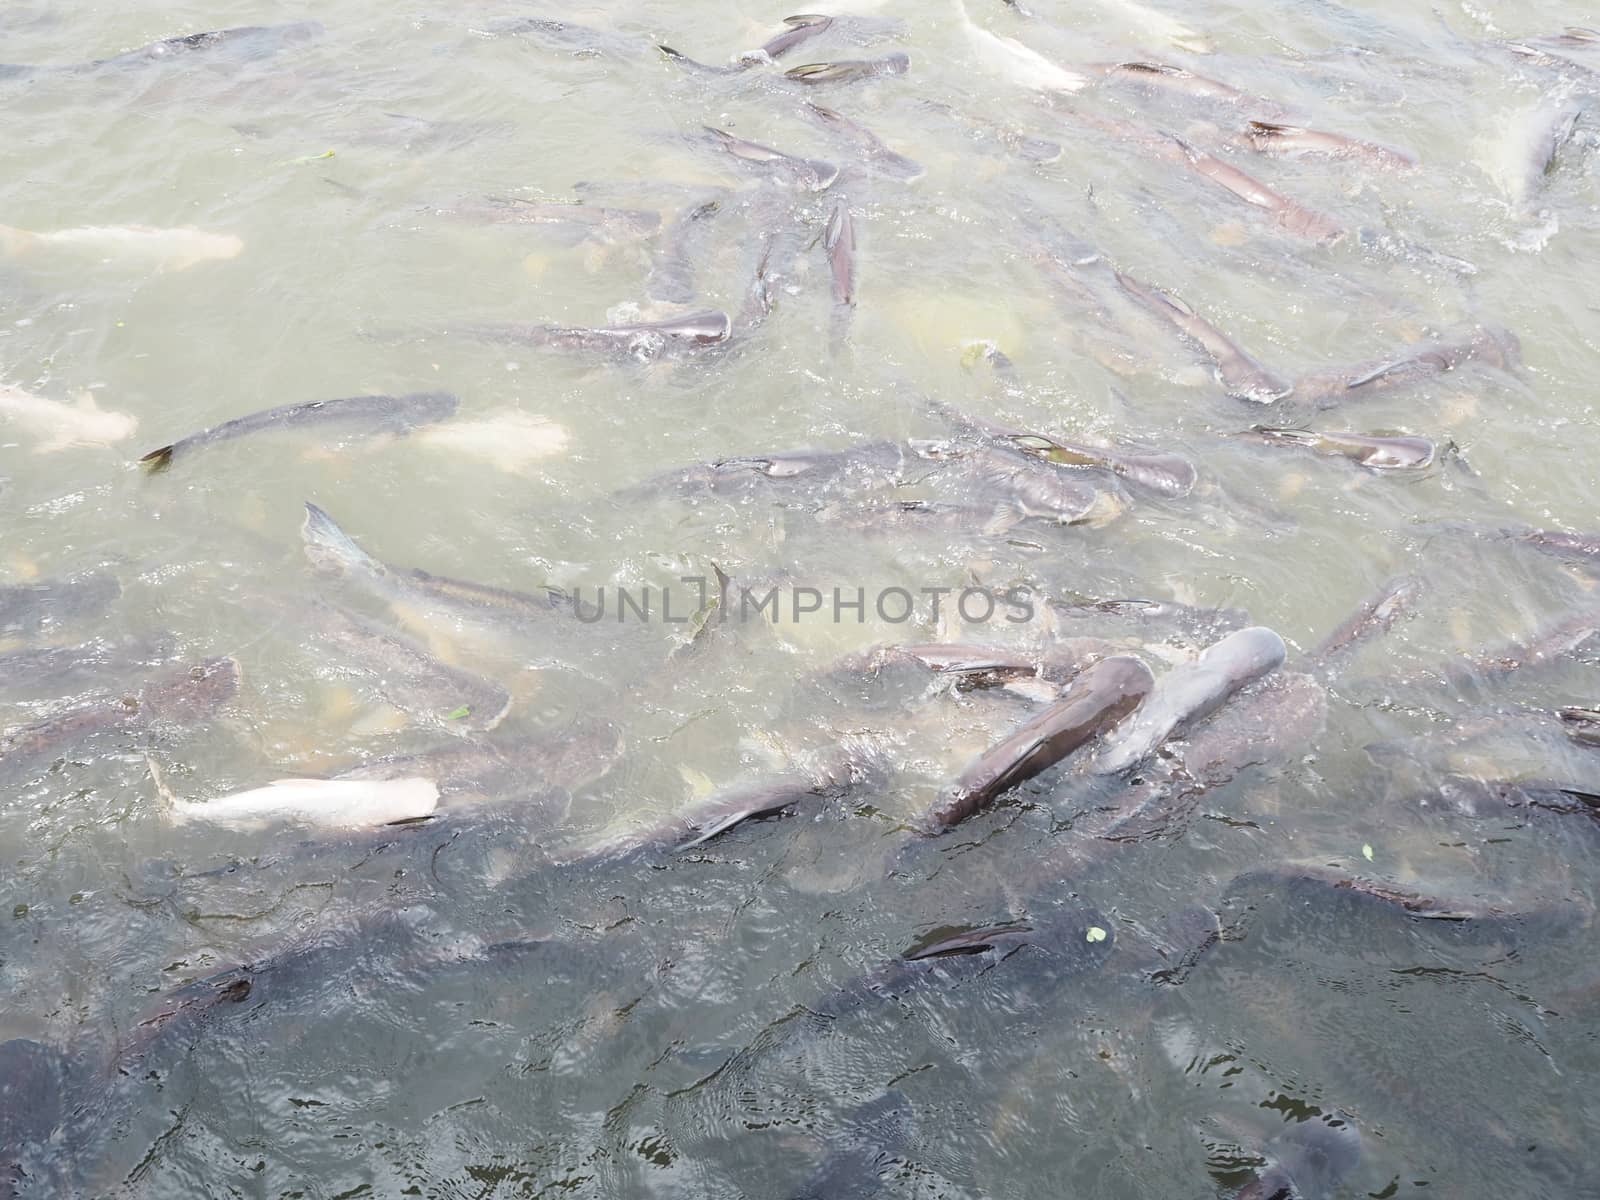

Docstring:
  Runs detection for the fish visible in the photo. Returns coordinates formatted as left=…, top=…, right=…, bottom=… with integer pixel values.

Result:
left=798, top=103, right=924, bottom=182
left=1559, top=707, right=1600, bottom=748
left=1093, top=626, right=1287, bottom=774
left=1113, top=271, right=1292, bottom=403
left=0, top=657, right=238, bottom=773
left=0, top=1039, right=69, bottom=1195
left=0, top=637, right=164, bottom=695
left=301, top=502, right=571, bottom=630
left=138, top=391, right=459, bottom=471
left=0, top=21, right=323, bottom=76
left=1451, top=606, right=1600, bottom=682
left=1088, top=0, right=1211, bottom=53
left=1242, top=427, right=1438, bottom=471
left=1235, top=1115, right=1363, bottom=1200
left=0, top=224, right=243, bottom=270
left=1500, top=97, right=1585, bottom=205
left=646, top=195, right=725, bottom=304
left=626, top=439, right=912, bottom=502
left=162, top=775, right=440, bottom=831
left=792, top=1090, right=914, bottom=1200
left=306, top=600, right=512, bottom=734
left=829, top=639, right=1114, bottom=692
left=484, top=17, right=656, bottom=60
left=1513, top=528, right=1600, bottom=567
left=336, top=718, right=623, bottom=801
left=0, top=383, right=137, bottom=451
left=783, top=52, right=909, bottom=85
left=952, top=0, right=1088, bottom=93
left=1313, top=576, right=1424, bottom=664
left=447, top=311, right=732, bottom=362
left=1167, top=136, right=1344, bottom=242
left=440, top=197, right=661, bottom=240
left=1295, top=326, right=1520, bottom=406
left=1097, top=60, right=1251, bottom=105
left=927, top=654, right=1156, bottom=829
left=756, top=14, right=834, bottom=61
left=1244, top=120, right=1417, bottom=169
left=825, top=201, right=857, bottom=306
left=411, top=411, right=570, bottom=473
left=702, top=127, right=840, bottom=191
left=0, top=571, right=120, bottom=639
left=1011, top=435, right=1198, bottom=499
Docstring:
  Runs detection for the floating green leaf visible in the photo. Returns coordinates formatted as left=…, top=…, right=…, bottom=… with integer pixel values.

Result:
left=1085, top=926, right=1107, bottom=943
left=445, top=705, right=471, bottom=721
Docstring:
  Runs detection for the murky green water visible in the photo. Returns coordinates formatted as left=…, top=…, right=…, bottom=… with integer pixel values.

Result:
left=3, top=2, right=1600, bottom=1196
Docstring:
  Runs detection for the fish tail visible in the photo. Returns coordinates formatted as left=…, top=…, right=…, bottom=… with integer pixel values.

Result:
left=301, top=501, right=378, bottom=578
left=138, top=443, right=176, bottom=472
left=0, top=223, right=36, bottom=256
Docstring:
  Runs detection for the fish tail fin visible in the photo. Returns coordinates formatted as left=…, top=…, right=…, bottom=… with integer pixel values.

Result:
left=0, top=223, right=36, bottom=256
left=300, top=501, right=377, bottom=578
left=139, top=444, right=176, bottom=472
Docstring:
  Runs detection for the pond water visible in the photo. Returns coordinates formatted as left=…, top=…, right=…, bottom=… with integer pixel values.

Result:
left=3, top=1, right=1599, bottom=1196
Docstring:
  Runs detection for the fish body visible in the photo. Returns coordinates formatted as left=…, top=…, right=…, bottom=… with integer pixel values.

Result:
left=166, top=777, right=440, bottom=830
left=0, top=571, right=120, bottom=638
left=1094, top=626, right=1286, bottom=774
left=646, top=196, right=725, bottom=304
left=1114, top=271, right=1291, bottom=402
left=337, top=719, right=622, bottom=801
left=444, top=198, right=660, bottom=239
left=452, top=311, right=732, bottom=361
left=800, top=103, right=924, bottom=181
left=1245, top=120, right=1416, bottom=169
left=412, top=411, right=570, bottom=473
left=1236, top=1116, right=1363, bottom=1200
left=784, top=52, right=909, bottom=85
left=301, top=502, right=570, bottom=629
left=825, top=202, right=857, bottom=306
left=1015, top=435, right=1198, bottom=498
left=1099, top=60, right=1249, bottom=104
left=1245, top=426, right=1436, bottom=471
left=954, top=0, right=1088, bottom=92
left=1314, top=576, right=1423, bottom=663
left=1168, top=136, right=1344, bottom=242
left=703, top=127, right=840, bottom=191
left=757, top=14, right=834, bottom=60
left=792, top=1091, right=914, bottom=1200
left=140, top=391, right=458, bottom=470
left=930, top=654, right=1156, bottom=829
left=95, top=22, right=323, bottom=68
left=0, top=224, right=243, bottom=269
left=0, top=384, right=137, bottom=451
left=1296, top=326, right=1519, bottom=406
left=1503, top=97, right=1585, bottom=205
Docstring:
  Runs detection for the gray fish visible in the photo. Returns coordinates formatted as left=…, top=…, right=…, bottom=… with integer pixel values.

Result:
left=0, top=571, right=120, bottom=639
left=1314, top=576, right=1423, bottom=664
left=0, top=657, right=238, bottom=773
left=1097, top=60, right=1252, bottom=105
left=1167, top=135, right=1345, bottom=242
left=1515, top=528, right=1600, bottom=567
left=1511, top=97, right=1585, bottom=204
left=1235, top=1116, right=1363, bottom=1200
left=702, top=126, right=841, bottom=191
left=918, top=99, right=1062, bottom=162
left=1559, top=706, right=1600, bottom=748
left=1226, top=863, right=1569, bottom=928
left=799, top=103, right=925, bottom=181
left=139, top=392, right=458, bottom=471
left=1173, top=670, right=1326, bottom=788
left=440, top=197, right=661, bottom=239
left=301, top=503, right=570, bottom=630
left=1093, top=626, right=1287, bottom=774
left=646, top=195, right=725, bottom=304
left=1296, top=326, right=1520, bottom=406
left=1244, top=119, right=1416, bottom=169
left=449, top=311, right=731, bottom=362
left=830, top=639, right=1113, bottom=691
left=1, top=21, right=323, bottom=76
left=307, top=600, right=511, bottom=735
left=1242, top=426, right=1438, bottom=471
left=783, top=52, right=909, bottom=85
left=1, top=1039, right=69, bottom=1194
left=825, top=201, right=857, bottom=307
left=337, top=718, right=622, bottom=801
left=791, top=1090, right=914, bottom=1200
left=1012, top=434, right=1198, bottom=499
left=928, top=654, right=1155, bottom=829
left=758, top=14, right=834, bottom=60
left=1113, top=271, right=1292, bottom=403
left=0, top=637, right=166, bottom=696
left=623, top=439, right=912, bottom=503
left=1450, top=606, right=1600, bottom=683
left=484, top=17, right=652, bottom=60
left=945, top=444, right=1123, bottom=526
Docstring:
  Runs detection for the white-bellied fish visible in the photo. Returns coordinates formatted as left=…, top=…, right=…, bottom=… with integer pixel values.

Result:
left=0, top=383, right=137, bottom=451
left=1244, top=120, right=1417, bottom=169
left=161, top=775, right=440, bottom=831
left=0, top=224, right=243, bottom=270
left=1242, top=426, right=1438, bottom=471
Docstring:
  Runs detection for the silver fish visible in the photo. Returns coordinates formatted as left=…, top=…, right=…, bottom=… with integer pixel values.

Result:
left=0, top=571, right=120, bottom=639
left=1168, top=135, right=1345, bottom=242
left=448, top=311, right=731, bottom=362
left=702, top=126, right=840, bottom=191
left=1244, top=119, right=1417, bottom=169
left=1093, top=626, right=1287, bottom=774
left=1243, top=426, right=1438, bottom=471
left=799, top=102, right=925, bottom=182
left=1314, top=576, right=1424, bottom=664
left=1114, top=270, right=1292, bottom=403
left=825, top=201, right=856, bottom=306
left=139, top=392, right=458, bottom=471
left=1235, top=1117, right=1363, bottom=1200
left=1296, top=326, right=1519, bottom=406
left=645, top=196, right=725, bottom=304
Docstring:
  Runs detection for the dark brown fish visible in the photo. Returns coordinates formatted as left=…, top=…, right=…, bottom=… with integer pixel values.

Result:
left=1295, top=325, right=1520, bottom=406
left=1244, top=120, right=1417, bottom=169
left=1242, top=427, right=1438, bottom=471
left=783, top=51, right=909, bottom=85
left=1113, top=270, right=1292, bottom=403
left=927, top=654, right=1155, bottom=829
